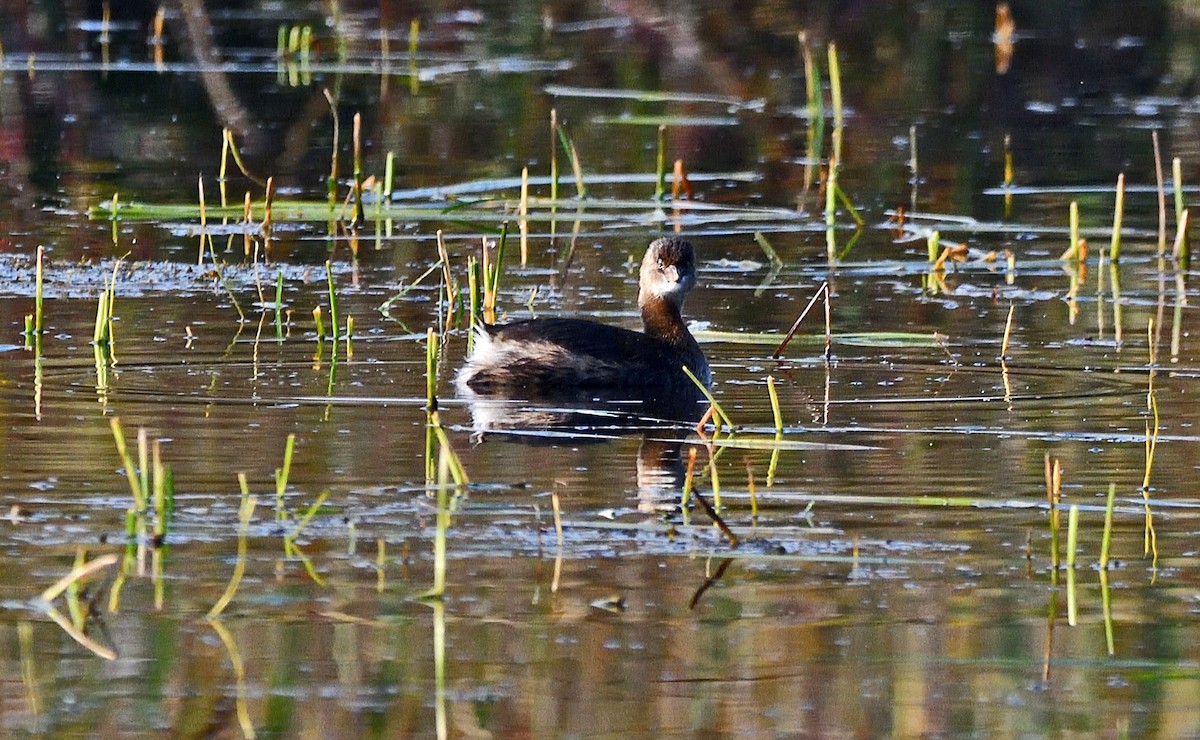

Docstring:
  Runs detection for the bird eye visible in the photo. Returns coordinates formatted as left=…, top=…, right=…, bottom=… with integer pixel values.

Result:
left=657, top=258, right=665, bottom=270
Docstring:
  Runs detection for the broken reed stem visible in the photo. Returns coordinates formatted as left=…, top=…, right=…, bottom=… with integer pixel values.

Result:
left=772, top=281, right=829, bottom=358
left=1100, top=482, right=1117, bottom=570
left=1001, top=303, right=1015, bottom=358
left=40, top=553, right=119, bottom=604
left=691, top=487, right=738, bottom=547
left=1109, top=172, right=1125, bottom=262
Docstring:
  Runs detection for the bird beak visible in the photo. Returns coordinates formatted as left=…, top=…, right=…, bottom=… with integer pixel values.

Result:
left=663, top=265, right=680, bottom=283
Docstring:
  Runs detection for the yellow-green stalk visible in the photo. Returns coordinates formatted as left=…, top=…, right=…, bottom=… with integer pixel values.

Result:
left=1109, top=172, right=1125, bottom=261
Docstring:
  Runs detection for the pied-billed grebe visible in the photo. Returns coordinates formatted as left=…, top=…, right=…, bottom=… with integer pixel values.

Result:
left=457, top=237, right=710, bottom=390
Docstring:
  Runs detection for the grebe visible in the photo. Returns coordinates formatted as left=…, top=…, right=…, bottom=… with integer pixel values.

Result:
left=456, top=237, right=709, bottom=391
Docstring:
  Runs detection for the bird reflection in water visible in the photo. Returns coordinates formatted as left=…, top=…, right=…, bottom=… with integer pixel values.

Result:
left=459, top=382, right=708, bottom=511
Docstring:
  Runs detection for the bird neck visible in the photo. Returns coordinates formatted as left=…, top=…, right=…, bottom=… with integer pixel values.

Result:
left=639, top=294, right=687, bottom=342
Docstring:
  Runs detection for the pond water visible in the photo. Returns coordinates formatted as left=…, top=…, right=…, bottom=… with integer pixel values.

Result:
left=3, top=1, right=1200, bottom=736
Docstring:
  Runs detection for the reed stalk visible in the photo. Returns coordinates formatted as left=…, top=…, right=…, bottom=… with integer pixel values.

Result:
left=34, top=245, right=44, bottom=335
left=1153, top=131, right=1167, bottom=256
left=426, top=327, right=439, bottom=411
left=1069, top=201, right=1079, bottom=258
left=110, top=418, right=146, bottom=512
left=1173, top=208, right=1190, bottom=265
left=654, top=124, right=667, bottom=201
left=313, top=306, right=325, bottom=341
left=1001, top=303, right=1015, bottom=358
left=352, top=112, right=364, bottom=224
left=1099, top=482, right=1116, bottom=570
left=1173, top=156, right=1184, bottom=223
left=325, top=260, right=339, bottom=342
left=556, top=122, right=587, bottom=198
left=275, top=433, right=296, bottom=514
left=206, top=488, right=257, bottom=615
left=1109, top=172, right=1125, bottom=262
left=519, top=167, right=529, bottom=265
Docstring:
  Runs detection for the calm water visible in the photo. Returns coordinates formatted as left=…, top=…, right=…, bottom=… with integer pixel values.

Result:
left=3, top=2, right=1200, bottom=737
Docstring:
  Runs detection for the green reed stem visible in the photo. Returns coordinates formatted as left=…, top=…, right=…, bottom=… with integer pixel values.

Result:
left=325, top=260, right=339, bottom=342
left=467, top=256, right=480, bottom=351
left=275, top=433, right=296, bottom=512
left=1066, top=504, right=1079, bottom=569
left=425, top=448, right=451, bottom=599
left=208, top=487, right=257, bottom=619
left=767, top=376, right=783, bottom=436
left=1109, top=172, right=1125, bottom=262
left=827, top=42, right=843, bottom=165
left=426, top=327, right=439, bottom=411
left=1174, top=208, right=1190, bottom=265
left=291, top=490, right=329, bottom=539
left=549, top=109, right=559, bottom=202
left=1100, top=482, right=1116, bottom=570
left=1173, top=157, right=1184, bottom=223
left=274, top=271, right=284, bottom=341
left=556, top=123, right=587, bottom=198
left=109, top=417, right=146, bottom=513
left=313, top=306, right=325, bottom=341
left=431, top=411, right=468, bottom=485
left=682, top=365, right=734, bottom=432
left=926, top=230, right=940, bottom=264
